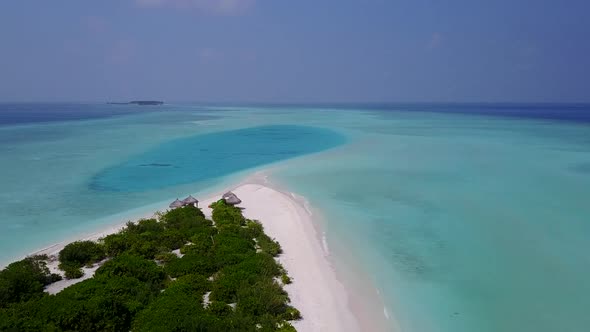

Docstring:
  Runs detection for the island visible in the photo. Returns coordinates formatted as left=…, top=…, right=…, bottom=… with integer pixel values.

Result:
left=0, top=196, right=300, bottom=331
left=107, top=101, right=164, bottom=106
left=0, top=182, right=360, bottom=331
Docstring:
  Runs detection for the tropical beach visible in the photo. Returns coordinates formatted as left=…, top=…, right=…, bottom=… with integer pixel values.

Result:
left=216, top=184, right=361, bottom=332
left=8, top=173, right=373, bottom=331
left=2, top=0, right=590, bottom=330
left=2, top=104, right=590, bottom=331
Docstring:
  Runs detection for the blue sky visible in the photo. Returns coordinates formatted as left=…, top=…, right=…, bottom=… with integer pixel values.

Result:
left=0, top=0, right=588, bottom=102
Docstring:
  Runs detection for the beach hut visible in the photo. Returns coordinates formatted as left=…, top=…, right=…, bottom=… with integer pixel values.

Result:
left=182, top=195, right=199, bottom=207
left=169, top=198, right=184, bottom=209
left=225, top=195, right=242, bottom=205
left=223, top=191, right=242, bottom=205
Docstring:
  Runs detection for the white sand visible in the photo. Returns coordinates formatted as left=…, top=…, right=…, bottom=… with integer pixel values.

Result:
left=22, top=181, right=361, bottom=331
left=34, top=217, right=155, bottom=294
left=201, top=184, right=360, bottom=332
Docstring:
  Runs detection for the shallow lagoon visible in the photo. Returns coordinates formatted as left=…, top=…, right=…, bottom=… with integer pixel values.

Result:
left=271, top=109, right=590, bottom=331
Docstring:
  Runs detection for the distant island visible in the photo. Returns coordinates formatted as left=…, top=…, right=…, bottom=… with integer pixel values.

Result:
left=108, top=101, right=164, bottom=106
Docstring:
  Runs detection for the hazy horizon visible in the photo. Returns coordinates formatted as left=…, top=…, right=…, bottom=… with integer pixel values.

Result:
left=2, top=101, right=590, bottom=105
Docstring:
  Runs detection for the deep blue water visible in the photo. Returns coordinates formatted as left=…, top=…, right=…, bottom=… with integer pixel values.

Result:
left=208, top=103, right=590, bottom=123
left=3, top=103, right=590, bottom=126
left=90, top=125, right=346, bottom=192
left=0, top=103, right=160, bottom=126
left=384, top=103, right=590, bottom=123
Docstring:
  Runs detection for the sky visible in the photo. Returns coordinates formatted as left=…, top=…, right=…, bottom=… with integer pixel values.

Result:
left=0, top=0, right=589, bottom=103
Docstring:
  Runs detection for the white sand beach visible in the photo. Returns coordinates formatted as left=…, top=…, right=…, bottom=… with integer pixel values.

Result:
left=203, top=184, right=361, bottom=332
left=25, top=180, right=361, bottom=332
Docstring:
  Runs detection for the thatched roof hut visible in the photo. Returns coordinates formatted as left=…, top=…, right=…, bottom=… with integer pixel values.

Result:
left=223, top=191, right=242, bottom=205
left=169, top=198, right=184, bottom=209
left=182, top=195, right=199, bottom=206
left=223, top=193, right=242, bottom=205
left=225, top=195, right=242, bottom=205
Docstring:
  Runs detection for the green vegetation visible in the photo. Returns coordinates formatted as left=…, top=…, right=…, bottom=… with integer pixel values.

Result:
left=0, top=202, right=299, bottom=331
left=258, top=233, right=283, bottom=257
left=59, top=240, right=105, bottom=267
left=281, top=273, right=292, bottom=285
left=61, top=264, right=84, bottom=279
left=0, top=255, right=61, bottom=306
left=58, top=240, right=106, bottom=279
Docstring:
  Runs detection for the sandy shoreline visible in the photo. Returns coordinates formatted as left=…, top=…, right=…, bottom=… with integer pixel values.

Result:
left=215, top=184, right=361, bottom=332
left=16, top=175, right=363, bottom=331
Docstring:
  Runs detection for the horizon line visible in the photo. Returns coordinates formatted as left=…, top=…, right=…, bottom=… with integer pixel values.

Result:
left=1, top=101, right=590, bottom=106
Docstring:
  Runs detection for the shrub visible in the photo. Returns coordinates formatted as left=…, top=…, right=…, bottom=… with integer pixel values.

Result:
left=212, top=230, right=256, bottom=268
left=164, top=254, right=217, bottom=278
left=127, top=218, right=164, bottom=235
left=280, top=274, right=292, bottom=285
left=46, top=276, right=157, bottom=331
left=101, top=233, right=130, bottom=257
left=281, top=306, right=302, bottom=320
left=0, top=297, right=56, bottom=330
left=156, top=230, right=185, bottom=251
left=277, top=321, right=297, bottom=331
left=212, top=200, right=246, bottom=227
left=235, top=280, right=289, bottom=317
left=95, top=254, right=166, bottom=287
left=210, top=254, right=281, bottom=303
left=257, top=234, right=282, bottom=257
left=245, top=220, right=263, bottom=238
left=181, top=232, right=214, bottom=255
left=154, top=252, right=178, bottom=264
left=58, top=241, right=105, bottom=268
left=207, top=301, right=232, bottom=317
left=0, top=255, right=55, bottom=305
left=48, top=273, right=63, bottom=283
left=131, top=290, right=212, bottom=331
left=100, top=211, right=217, bottom=260
left=161, top=205, right=207, bottom=231
left=169, top=274, right=210, bottom=296
left=128, top=240, right=160, bottom=259
left=61, top=264, right=84, bottom=279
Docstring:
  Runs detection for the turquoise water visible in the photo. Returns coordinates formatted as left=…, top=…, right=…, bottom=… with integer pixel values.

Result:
left=0, top=109, right=344, bottom=264
left=91, top=125, right=344, bottom=192
left=272, top=110, right=590, bottom=331
left=1, top=104, right=590, bottom=331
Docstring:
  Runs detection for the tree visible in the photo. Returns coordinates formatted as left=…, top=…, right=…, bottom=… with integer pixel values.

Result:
left=95, top=254, right=166, bottom=287
left=0, top=198, right=300, bottom=331
left=0, top=255, right=60, bottom=306
left=58, top=241, right=105, bottom=268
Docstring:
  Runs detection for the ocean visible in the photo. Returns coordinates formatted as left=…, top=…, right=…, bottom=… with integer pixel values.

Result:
left=1, top=103, right=590, bottom=331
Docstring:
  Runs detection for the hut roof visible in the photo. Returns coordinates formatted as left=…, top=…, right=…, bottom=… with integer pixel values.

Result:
left=169, top=198, right=184, bottom=208
left=182, top=195, right=199, bottom=204
left=222, top=191, right=234, bottom=199
left=224, top=194, right=242, bottom=205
